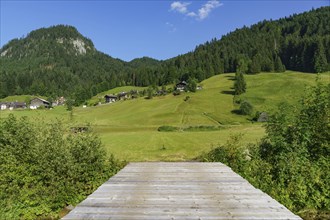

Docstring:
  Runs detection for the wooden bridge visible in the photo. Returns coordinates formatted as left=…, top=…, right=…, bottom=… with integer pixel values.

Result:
left=62, top=162, right=301, bottom=220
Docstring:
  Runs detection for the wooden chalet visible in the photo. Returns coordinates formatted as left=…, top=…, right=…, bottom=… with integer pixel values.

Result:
left=30, top=97, right=50, bottom=109
left=0, top=102, right=27, bottom=110
left=10, top=102, right=27, bottom=109
left=176, top=81, right=188, bottom=91
left=104, top=94, right=117, bottom=103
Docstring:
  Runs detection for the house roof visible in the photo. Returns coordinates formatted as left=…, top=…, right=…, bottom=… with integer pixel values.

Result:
left=176, top=81, right=188, bottom=86
left=10, top=102, right=26, bottom=107
left=0, top=102, right=26, bottom=108
left=104, top=94, right=117, bottom=98
left=32, top=97, right=50, bottom=104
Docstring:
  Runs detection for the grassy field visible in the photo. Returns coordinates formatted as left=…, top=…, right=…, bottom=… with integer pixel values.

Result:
left=1, top=71, right=329, bottom=161
left=86, top=85, right=147, bottom=106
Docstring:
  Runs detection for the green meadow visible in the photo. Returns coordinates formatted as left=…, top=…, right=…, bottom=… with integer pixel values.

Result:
left=1, top=71, right=329, bottom=161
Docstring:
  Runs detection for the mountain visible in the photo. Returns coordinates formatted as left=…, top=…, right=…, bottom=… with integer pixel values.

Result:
left=1, top=7, right=329, bottom=102
left=0, top=25, right=129, bottom=103
left=161, top=7, right=330, bottom=82
left=1, top=25, right=95, bottom=58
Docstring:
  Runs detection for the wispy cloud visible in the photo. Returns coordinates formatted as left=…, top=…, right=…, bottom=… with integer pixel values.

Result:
left=166, top=22, right=177, bottom=33
left=198, top=0, right=222, bottom=20
left=170, top=0, right=222, bottom=21
left=170, top=1, right=191, bottom=14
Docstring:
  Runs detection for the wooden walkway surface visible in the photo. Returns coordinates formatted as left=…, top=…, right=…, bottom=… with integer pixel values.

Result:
left=62, top=162, right=301, bottom=220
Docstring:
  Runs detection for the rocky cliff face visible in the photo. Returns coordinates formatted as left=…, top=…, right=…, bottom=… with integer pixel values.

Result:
left=0, top=25, right=95, bottom=58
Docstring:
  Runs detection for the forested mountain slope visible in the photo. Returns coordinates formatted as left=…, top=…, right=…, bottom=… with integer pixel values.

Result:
left=162, top=6, right=329, bottom=82
left=1, top=7, right=329, bottom=103
left=0, top=25, right=130, bottom=102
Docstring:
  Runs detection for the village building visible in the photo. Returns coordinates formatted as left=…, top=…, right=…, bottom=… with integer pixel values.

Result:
left=0, top=102, right=9, bottom=110
left=117, top=92, right=128, bottom=100
left=30, top=97, right=50, bottom=109
left=0, top=102, right=27, bottom=110
left=10, top=102, right=27, bottom=109
left=176, top=81, right=188, bottom=91
left=52, top=96, right=66, bottom=107
left=104, top=94, right=118, bottom=103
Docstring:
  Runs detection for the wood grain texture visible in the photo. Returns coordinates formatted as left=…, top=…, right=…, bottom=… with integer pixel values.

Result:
left=62, top=162, right=301, bottom=220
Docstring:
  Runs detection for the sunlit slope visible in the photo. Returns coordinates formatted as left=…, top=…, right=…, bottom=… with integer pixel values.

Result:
left=75, top=72, right=329, bottom=128
left=1, top=72, right=328, bottom=161
left=241, top=71, right=329, bottom=110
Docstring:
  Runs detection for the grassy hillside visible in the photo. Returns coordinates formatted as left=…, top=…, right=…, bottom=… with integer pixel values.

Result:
left=86, top=86, right=147, bottom=106
left=0, top=95, right=41, bottom=103
left=1, top=72, right=328, bottom=161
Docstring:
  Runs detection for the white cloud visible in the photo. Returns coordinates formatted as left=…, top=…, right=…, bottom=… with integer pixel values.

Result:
left=170, top=1, right=191, bottom=14
left=170, top=0, right=222, bottom=21
left=198, top=0, right=222, bottom=20
left=187, top=12, right=197, bottom=17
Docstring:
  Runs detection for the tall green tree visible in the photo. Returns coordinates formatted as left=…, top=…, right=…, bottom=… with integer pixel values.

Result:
left=314, top=42, right=328, bottom=73
left=187, top=77, right=197, bottom=92
left=234, top=59, right=247, bottom=95
left=274, top=55, right=286, bottom=72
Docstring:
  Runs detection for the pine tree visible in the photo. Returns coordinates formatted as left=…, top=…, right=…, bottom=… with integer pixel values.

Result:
left=274, top=55, right=286, bottom=72
left=249, top=54, right=261, bottom=74
left=234, top=72, right=246, bottom=95
left=313, top=42, right=328, bottom=73
left=187, top=77, right=197, bottom=92
left=234, top=59, right=247, bottom=95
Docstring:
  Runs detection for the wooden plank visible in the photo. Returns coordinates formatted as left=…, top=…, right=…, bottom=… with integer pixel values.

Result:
left=62, top=162, right=302, bottom=220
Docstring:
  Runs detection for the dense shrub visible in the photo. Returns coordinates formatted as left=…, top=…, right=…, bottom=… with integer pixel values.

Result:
left=200, top=82, right=330, bottom=219
left=184, top=125, right=221, bottom=132
left=157, top=125, right=178, bottom=132
left=239, top=100, right=254, bottom=115
left=172, top=90, right=181, bottom=96
left=201, top=134, right=249, bottom=172
left=0, top=115, right=124, bottom=219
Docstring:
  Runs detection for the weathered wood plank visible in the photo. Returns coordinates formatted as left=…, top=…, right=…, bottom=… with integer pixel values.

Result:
left=62, top=162, right=302, bottom=220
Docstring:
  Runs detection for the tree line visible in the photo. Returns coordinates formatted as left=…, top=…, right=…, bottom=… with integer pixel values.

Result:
left=0, top=7, right=329, bottom=104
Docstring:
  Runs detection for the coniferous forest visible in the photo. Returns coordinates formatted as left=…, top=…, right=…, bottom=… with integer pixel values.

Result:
left=0, top=7, right=329, bottom=104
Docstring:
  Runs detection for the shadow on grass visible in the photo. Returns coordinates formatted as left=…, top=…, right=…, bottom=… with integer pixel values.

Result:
left=231, top=109, right=242, bottom=115
left=224, top=76, right=236, bottom=81
left=221, top=90, right=235, bottom=95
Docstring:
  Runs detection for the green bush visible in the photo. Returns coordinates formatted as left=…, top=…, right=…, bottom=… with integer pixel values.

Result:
left=157, top=125, right=178, bottom=132
left=0, top=115, right=124, bottom=219
left=199, top=134, right=249, bottom=172
left=239, top=100, right=253, bottom=115
left=200, top=82, right=330, bottom=219
left=172, top=90, right=181, bottom=96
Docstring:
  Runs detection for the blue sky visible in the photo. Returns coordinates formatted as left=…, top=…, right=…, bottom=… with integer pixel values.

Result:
left=0, top=0, right=328, bottom=61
